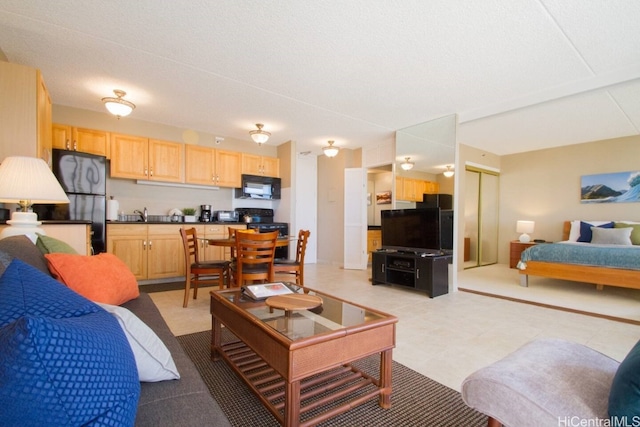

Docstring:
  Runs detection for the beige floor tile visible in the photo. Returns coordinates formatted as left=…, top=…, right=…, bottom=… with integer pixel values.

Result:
left=149, top=263, right=640, bottom=392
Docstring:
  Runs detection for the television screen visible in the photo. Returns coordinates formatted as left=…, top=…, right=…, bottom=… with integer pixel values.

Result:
left=381, top=208, right=441, bottom=254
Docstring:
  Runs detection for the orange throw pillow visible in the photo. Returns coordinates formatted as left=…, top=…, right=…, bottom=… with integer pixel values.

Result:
left=45, top=253, right=139, bottom=305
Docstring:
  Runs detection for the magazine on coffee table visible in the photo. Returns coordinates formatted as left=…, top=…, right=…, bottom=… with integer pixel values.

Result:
left=242, top=282, right=294, bottom=300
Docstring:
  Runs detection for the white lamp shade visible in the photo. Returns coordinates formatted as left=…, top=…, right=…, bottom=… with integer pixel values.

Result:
left=0, top=156, right=69, bottom=242
left=0, top=156, right=70, bottom=205
left=104, top=100, right=134, bottom=117
left=516, top=220, right=535, bottom=242
left=323, top=141, right=340, bottom=157
left=102, top=89, right=135, bottom=118
left=249, top=124, right=271, bottom=144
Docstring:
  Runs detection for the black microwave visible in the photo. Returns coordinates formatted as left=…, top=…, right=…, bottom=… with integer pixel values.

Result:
left=235, top=174, right=281, bottom=199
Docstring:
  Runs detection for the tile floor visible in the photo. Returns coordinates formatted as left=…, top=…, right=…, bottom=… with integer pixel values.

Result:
left=148, top=263, right=640, bottom=392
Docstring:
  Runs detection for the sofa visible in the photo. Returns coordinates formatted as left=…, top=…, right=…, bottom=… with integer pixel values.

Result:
left=0, top=235, right=231, bottom=427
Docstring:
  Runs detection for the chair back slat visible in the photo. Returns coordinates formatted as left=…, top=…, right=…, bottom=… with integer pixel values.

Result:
left=295, top=230, right=311, bottom=263
left=234, top=230, right=279, bottom=285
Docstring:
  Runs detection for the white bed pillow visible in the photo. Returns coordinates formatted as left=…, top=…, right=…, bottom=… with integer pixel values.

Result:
left=568, top=220, right=612, bottom=241
left=590, top=227, right=633, bottom=245
left=98, top=302, right=180, bottom=382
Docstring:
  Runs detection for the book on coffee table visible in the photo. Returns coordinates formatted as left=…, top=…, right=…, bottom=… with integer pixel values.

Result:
left=242, top=282, right=294, bottom=300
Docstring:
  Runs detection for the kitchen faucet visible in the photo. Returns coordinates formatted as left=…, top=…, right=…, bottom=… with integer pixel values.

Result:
left=134, top=208, right=148, bottom=222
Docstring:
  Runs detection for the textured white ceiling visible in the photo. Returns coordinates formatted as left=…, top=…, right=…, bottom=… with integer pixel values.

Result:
left=0, top=0, right=639, bottom=160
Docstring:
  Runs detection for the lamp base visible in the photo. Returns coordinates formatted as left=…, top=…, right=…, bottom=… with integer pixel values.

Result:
left=519, top=233, right=531, bottom=243
left=0, top=211, right=46, bottom=243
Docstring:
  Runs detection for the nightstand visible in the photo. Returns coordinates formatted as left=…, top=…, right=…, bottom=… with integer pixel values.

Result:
left=509, top=241, right=537, bottom=269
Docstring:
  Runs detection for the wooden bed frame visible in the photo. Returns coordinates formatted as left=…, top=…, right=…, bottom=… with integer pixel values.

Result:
left=518, top=221, right=640, bottom=291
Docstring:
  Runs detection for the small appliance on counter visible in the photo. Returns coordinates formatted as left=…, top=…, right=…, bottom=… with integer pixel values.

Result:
left=215, top=210, right=239, bottom=222
left=200, top=205, right=212, bottom=222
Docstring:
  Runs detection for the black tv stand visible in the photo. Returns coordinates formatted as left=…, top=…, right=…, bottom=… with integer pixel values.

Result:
left=371, top=250, right=449, bottom=298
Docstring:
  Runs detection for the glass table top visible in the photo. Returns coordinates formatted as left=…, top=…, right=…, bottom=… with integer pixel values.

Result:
left=215, top=283, right=390, bottom=341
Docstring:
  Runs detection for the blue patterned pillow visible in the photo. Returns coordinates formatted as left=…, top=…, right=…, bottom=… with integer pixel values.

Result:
left=0, top=259, right=100, bottom=328
left=0, top=311, right=140, bottom=426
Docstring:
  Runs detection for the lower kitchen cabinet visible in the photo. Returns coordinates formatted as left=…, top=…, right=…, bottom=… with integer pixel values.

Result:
left=196, top=223, right=246, bottom=261
left=107, top=224, right=185, bottom=281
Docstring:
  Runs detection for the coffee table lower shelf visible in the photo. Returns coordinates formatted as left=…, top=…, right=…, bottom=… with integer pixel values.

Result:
left=216, top=337, right=387, bottom=427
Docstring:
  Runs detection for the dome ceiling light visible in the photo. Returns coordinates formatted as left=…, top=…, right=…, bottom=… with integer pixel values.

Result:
left=249, top=123, right=271, bottom=144
left=102, top=89, right=135, bottom=118
left=323, top=140, right=339, bottom=157
left=443, top=165, right=454, bottom=177
left=400, top=157, right=414, bottom=171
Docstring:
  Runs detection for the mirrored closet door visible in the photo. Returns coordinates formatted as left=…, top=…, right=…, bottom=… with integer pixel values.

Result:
left=464, top=167, right=499, bottom=268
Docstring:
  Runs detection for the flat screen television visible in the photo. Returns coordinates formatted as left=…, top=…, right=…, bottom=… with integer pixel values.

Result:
left=381, top=208, right=441, bottom=254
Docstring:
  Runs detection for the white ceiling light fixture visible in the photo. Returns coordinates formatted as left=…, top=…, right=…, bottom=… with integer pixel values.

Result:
left=102, top=89, right=135, bottom=118
left=249, top=123, right=271, bottom=144
left=400, top=157, right=414, bottom=171
left=443, top=165, right=454, bottom=177
left=323, top=140, right=339, bottom=158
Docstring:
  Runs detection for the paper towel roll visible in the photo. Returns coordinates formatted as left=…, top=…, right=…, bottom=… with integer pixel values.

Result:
left=107, top=199, right=119, bottom=221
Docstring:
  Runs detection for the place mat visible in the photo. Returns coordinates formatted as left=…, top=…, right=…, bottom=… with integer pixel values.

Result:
left=265, top=294, right=322, bottom=311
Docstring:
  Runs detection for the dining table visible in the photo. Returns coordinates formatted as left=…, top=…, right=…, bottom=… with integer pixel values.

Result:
left=205, top=236, right=292, bottom=248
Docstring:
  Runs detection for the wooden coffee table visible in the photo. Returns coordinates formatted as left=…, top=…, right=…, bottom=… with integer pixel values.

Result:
left=210, top=285, right=398, bottom=427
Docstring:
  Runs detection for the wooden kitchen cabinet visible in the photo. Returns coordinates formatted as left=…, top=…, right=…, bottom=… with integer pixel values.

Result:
left=0, top=61, right=52, bottom=163
left=110, top=134, right=183, bottom=183
left=241, top=153, right=280, bottom=177
left=395, top=177, right=440, bottom=202
left=424, top=181, right=439, bottom=194
left=107, top=224, right=185, bottom=281
left=52, top=124, right=110, bottom=158
left=194, top=223, right=246, bottom=261
left=185, top=145, right=241, bottom=188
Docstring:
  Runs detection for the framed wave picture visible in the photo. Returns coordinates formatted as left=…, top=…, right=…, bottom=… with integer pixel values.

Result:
left=581, top=171, right=640, bottom=203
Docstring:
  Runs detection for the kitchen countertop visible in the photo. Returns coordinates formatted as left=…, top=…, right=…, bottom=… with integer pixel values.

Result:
left=107, top=221, right=247, bottom=225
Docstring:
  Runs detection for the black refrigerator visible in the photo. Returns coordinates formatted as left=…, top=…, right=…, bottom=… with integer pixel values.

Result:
left=33, top=149, right=107, bottom=254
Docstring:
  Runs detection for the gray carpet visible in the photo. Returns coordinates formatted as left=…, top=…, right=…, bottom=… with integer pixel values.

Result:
left=177, top=330, right=487, bottom=427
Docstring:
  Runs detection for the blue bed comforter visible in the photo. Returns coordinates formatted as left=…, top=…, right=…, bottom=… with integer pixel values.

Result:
left=518, top=242, right=640, bottom=271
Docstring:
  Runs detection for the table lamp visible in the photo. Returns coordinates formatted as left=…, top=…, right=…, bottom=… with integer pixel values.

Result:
left=0, top=156, right=70, bottom=242
left=516, top=220, right=535, bottom=243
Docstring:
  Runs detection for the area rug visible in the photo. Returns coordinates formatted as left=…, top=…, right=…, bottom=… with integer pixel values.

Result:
left=177, top=330, right=487, bottom=427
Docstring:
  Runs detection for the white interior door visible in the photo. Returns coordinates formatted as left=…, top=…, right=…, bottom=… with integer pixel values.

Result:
left=344, top=168, right=367, bottom=269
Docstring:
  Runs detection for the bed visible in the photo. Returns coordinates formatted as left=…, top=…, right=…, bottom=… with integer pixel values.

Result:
left=517, top=221, right=640, bottom=291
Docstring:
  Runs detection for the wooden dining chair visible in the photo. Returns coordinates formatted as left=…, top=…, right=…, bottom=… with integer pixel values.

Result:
left=232, top=230, right=279, bottom=287
left=274, top=229, right=310, bottom=286
left=180, top=227, right=231, bottom=307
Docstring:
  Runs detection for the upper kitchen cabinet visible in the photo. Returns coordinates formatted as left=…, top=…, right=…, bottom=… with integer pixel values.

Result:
left=185, top=145, right=241, bottom=188
left=0, top=61, right=52, bottom=163
left=241, top=153, right=280, bottom=177
left=395, top=177, right=439, bottom=201
left=110, top=133, right=184, bottom=183
left=52, top=124, right=110, bottom=158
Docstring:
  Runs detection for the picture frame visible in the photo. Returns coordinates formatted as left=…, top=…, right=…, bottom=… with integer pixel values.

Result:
left=581, top=171, right=640, bottom=203
left=376, top=191, right=392, bottom=205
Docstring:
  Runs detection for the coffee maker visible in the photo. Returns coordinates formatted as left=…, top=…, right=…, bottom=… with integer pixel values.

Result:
left=200, top=205, right=212, bottom=222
